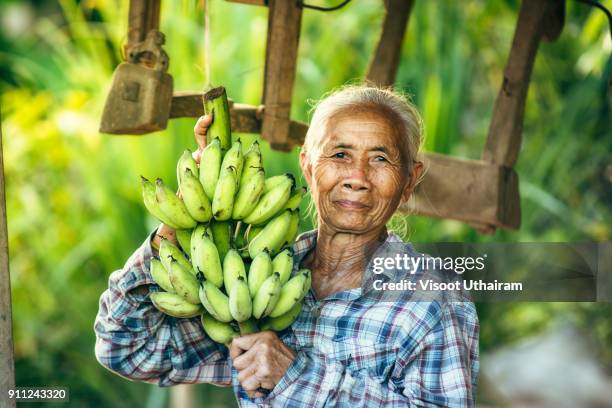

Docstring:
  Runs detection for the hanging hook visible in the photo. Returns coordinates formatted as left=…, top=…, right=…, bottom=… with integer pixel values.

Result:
left=298, top=0, right=352, bottom=12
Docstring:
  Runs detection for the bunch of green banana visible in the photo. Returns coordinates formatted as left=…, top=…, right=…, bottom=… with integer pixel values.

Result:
left=140, top=86, right=315, bottom=344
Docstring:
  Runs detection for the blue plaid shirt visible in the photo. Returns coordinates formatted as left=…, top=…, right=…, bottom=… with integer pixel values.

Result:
left=95, top=228, right=479, bottom=407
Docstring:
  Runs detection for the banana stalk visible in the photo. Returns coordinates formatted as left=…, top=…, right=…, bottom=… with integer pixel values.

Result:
left=203, top=86, right=231, bottom=152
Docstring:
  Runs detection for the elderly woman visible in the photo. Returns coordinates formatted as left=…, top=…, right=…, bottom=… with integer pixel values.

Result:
left=95, top=85, right=479, bottom=407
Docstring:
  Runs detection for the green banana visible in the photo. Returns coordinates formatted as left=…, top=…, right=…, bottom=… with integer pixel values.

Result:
left=168, top=259, right=200, bottom=304
left=198, top=281, right=233, bottom=322
left=150, top=292, right=203, bottom=318
left=283, top=209, right=300, bottom=248
left=175, top=228, right=193, bottom=258
left=247, top=250, right=272, bottom=297
left=252, top=272, right=282, bottom=319
left=260, top=302, right=302, bottom=331
left=210, top=220, right=232, bottom=262
left=190, top=228, right=223, bottom=287
left=272, top=248, right=294, bottom=285
left=269, top=269, right=310, bottom=318
left=243, top=177, right=293, bottom=225
left=201, top=313, right=238, bottom=345
left=284, top=186, right=307, bottom=211
left=155, top=178, right=197, bottom=229
left=180, top=168, right=213, bottom=222
left=223, top=249, right=247, bottom=294
left=212, top=166, right=238, bottom=221
left=141, top=176, right=180, bottom=229
left=229, top=276, right=252, bottom=322
left=150, top=258, right=174, bottom=293
left=302, top=268, right=312, bottom=298
left=203, top=86, right=232, bottom=152
left=248, top=210, right=293, bottom=258
left=177, top=149, right=198, bottom=186
left=241, top=141, right=263, bottom=181
left=232, top=168, right=265, bottom=220
left=263, top=174, right=294, bottom=193
left=247, top=225, right=264, bottom=243
left=199, top=138, right=222, bottom=200
left=159, top=238, right=193, bottom=274
left=220, top=140, right=243, bottom=185
left=238, top=318, right=259, bottom=335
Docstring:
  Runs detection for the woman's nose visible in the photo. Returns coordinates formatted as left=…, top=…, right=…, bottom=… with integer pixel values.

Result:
left=342, top=167, right=371, bottom=191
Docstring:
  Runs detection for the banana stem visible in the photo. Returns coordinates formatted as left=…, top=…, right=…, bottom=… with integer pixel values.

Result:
left=203, top=86, right=232, bottom=152
left=238, top=319, right=259, bottom=335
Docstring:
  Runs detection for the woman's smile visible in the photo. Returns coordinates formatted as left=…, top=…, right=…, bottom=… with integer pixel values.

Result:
left=333, top=199, right=371, bottom=210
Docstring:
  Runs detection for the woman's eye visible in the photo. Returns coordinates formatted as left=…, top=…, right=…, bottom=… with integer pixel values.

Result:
left=333, top=152, right=346, bottom=159
left=374, top=155, right=387, bottom=162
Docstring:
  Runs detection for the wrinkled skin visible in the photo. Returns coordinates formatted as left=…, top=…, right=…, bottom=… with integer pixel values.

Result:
left=168, top=109, right=424, bottom=398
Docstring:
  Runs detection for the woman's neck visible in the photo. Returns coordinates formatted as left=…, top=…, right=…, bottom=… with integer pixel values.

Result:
left=304, top=224, right=388, bottom=299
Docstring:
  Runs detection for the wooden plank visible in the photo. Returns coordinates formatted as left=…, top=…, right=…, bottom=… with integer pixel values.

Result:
left=366, top=0, right=415, bottom=87
left=127, top=0, right=148, bottom=46
left=542, top=0, right=565, bottom=42
left=225, top=0, right=266, bottom=5
left=169, top=93, right=307, bottom=147
left=261, top=0, right=303, bottom=151
left=126, top=0, right=160, bottom=58
left=483, top=0, right=549, bottom=167
left=0, top=108, right=16, bottom=408
left=146, top=0, right=161, bottom=34
left=407, top=153, right=521, bottom=229
left=169, top=93, right=307, bottom=143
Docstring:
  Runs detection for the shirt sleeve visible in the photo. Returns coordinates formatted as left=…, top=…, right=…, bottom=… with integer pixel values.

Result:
left=93, top=227, right=232, bottom=387
left=259, top=301, right=479, bottom=407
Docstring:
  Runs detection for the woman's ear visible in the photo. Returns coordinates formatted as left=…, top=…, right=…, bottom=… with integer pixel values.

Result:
left=299, top=149, right=313, bottom=189
left=400, top=160, right=424, bottom=203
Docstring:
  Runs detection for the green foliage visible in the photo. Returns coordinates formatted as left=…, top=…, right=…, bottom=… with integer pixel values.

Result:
left=1, top=0, right=610, bottom=406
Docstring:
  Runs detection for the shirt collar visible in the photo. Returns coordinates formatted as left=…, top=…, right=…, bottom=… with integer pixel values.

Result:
left=292, top=229, right=407, bottom=302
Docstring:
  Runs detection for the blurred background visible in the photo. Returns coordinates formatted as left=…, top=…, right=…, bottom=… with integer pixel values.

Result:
left=0, top=0, right=610, bottom=406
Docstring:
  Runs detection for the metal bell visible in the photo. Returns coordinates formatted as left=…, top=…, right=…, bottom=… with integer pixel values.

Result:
left=99, top=30, right=173, bottom=134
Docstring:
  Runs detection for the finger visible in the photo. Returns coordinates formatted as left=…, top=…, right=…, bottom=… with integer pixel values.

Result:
left=232, top=345, right=259, bottom=371
left=241, top=375, right=261, bottom=392
left=245, top=389, right=260, bottom=399
left=194, top=114, right=212, bottom=150
left=229, top=341, right=246, bottom=362
left=231, top=332, right=265, bottom=352
left=237, top=364, right=257, bottom=384
left=192, top=148, right=203, bottom=165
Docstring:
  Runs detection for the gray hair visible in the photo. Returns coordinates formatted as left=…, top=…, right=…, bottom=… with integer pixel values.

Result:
left=303, top=84, right=426, bottom=214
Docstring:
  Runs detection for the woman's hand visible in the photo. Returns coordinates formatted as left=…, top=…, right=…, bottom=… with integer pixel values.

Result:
left=152, top=114, right=213, bottom=250
left=229, top=331, right=296, bottom=399
left=192, top=114, right=213, bottom=164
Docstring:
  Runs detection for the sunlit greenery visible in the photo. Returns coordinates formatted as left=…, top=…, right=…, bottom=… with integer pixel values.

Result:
left=1, top=0, right=610, bottom=406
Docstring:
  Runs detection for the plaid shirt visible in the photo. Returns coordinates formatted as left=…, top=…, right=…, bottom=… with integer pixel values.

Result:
left=95, top=228, right=479, bottom=407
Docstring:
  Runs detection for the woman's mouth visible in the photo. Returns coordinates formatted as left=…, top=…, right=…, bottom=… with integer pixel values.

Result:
left=334, top=200, right=370, bottom=209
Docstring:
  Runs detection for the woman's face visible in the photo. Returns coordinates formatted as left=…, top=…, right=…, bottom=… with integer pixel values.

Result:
left=300, top=106, right=421, bottom=235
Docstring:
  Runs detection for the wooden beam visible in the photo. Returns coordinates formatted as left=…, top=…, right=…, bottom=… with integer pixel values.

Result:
left=261, top=0, right=303, bottom=151
left=366, top=0, right=414, bottom=87
left=0, top=108, right=16, bottom=408
left=542, top=0, right=565, bottom=42
left=169, top=92, right=308, bottom=145
left=168, top=95, right=520, bottom=229
left=225, top=0, right=266, bottom=5
left=408, top=153, right=521, bottom=229
left=483, top=0, right=550, bottom=167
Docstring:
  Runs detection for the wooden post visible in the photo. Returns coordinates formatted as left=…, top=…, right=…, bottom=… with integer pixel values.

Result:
left=483, top=0, right=550, bottom=167
left=366, top=0, right=415, bottom=87
left=0, top=108, right=16, bottom=408
left=261, top=0, right=303, bottom=151
left=126, top=0, right=161, bottom=56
